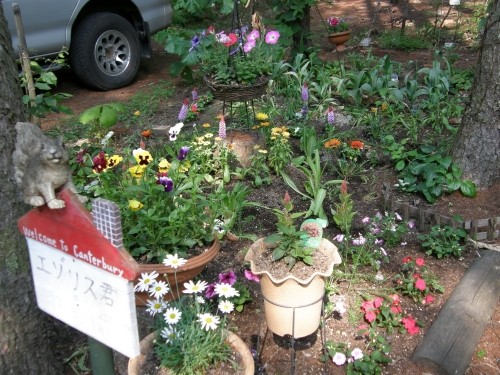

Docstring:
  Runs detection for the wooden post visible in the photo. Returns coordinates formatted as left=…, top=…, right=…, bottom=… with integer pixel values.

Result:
left=12, top=3, right=40, bottom=125
left=418, top=207, right=426, bottom=231
left=412, top=250, right=500, bottom=375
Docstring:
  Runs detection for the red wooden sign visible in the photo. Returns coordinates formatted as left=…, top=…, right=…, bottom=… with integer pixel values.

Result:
left=18, top=189, right=139, bottom=280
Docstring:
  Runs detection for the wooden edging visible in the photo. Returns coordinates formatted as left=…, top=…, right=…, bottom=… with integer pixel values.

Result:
left=381, top=187, right=500, bottom=240
left=411, top=250, right=500, bottom=374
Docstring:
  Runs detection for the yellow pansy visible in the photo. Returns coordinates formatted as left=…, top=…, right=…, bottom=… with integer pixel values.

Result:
left=105, top=155, right=123, bottom=170
left=128, top=199, right=144, bottom=211
left=134, top=110, right=141, bottom=116
left=128, top=165, right=146, bottom=179
left=158, top=158, right=171, bottom=173
left=202, top=123, right=211, bottom=128
left=178, top=161, right=191, bottom=173
left=132, top=148, right=153, bottom=166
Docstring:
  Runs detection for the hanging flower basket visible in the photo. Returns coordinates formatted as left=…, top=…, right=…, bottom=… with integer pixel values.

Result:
left=204, top=75, right=270, bottom=102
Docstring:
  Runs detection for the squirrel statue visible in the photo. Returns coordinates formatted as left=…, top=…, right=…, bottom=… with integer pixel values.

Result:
left=13, top=122, right=87, bottom=209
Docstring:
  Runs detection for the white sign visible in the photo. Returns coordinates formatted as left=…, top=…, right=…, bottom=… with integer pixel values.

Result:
left=27, top=238, right=140, bottom=358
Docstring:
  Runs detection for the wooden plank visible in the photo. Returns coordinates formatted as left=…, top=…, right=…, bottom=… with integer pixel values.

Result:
left=411, top=251, right=500, bottom=375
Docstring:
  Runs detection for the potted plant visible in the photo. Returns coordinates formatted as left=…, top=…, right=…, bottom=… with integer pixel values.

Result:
left=76, top=138, right=249, bottom=305
left=129, top=264, right=255, bottom=375
left=245, top=192, right=342, bottom=338
left=159, top=13, right=285, bottom=102
left=326, top=16, right=351, bottom=51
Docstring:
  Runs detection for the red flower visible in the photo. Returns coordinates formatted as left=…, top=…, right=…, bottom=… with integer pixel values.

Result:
left=413, top=273, right=421, bottom=279
left=415, top=257, right=425, bottom=267
left=373, top=297, right=384, bottom=309
left=283, top=191, right=291, bottom=204
left=350, top=140, right=364, bottom=149
left=224, top=33, right=238, bottom=47
left=390, top=294, right=401, bottom=305
left=390, top=305, right=402, bottom=314
left=206, top=25, right=215, bottom=34
left=402, top=256, right=412, bottom=264
left=141, top=129, right=152, bottom=138
left=402, top=316, right=420, bottom=335
left=92, top=151, right=107, bottom=173
left=190, top=103, right=198, bottom=113
left=422, top=295, right=435, bottom=304
left=340, top=179, right=348, bottom=194
left=361, top=300, right=375, bottom=312
left=415, top=278, right=427, bottom=291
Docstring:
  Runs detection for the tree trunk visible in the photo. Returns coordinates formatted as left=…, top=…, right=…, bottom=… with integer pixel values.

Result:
left=451, top=0, right=500, bottom=188
left=0, top=6, right=64, bottom=374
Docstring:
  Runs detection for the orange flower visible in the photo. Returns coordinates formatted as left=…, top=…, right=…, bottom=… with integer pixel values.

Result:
left=350, top=140, right=364, bottom=149
left=141, top=129, right=152, bottom=138
left=324, top=138, right=341, bottom=149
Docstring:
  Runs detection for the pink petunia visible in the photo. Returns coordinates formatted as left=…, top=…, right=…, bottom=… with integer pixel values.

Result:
left=361, top=300, right=375, bottom=312
left=265, top=30, right=280, bottom=44
left=244, top=269, right=260, bottom=283
left=415, top=278, right=427, bottom=291
left=373, top=297, right=384, bottom=309
left=243, top=40, right=256, bottom=53
left=247, top=29, right=260, bottom=42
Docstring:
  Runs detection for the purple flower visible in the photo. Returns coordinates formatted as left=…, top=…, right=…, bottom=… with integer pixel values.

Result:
left=191, top=87, right=198, bottom=102
left=158, top=175, right=174, bottom=192
left=301, top=82, right=309, bottom=102
left=352, top=234, right=366, bottom=246
left=244, top=269, right=260, bottom=283
left=375, top=238, right=384, bottom=245
left=178, top=98, right=189, bottom=121
left=408, top=220, right=416, bottom=229
left=189, top=35, right=200, bottom=52
left=333, top=234, right=344, bottom=243
left=301, top=104, right=308, bottom=115
left=204, top=283, right=216, bottom=299
left=177, top=146, right=190, bottom=161
left=218, top=271, right=237, bottom=285
left=327, top=105, right=335, bottom=125
left=361, top=216, right=370, bottom=224
left=265, top=30, right=280, bottom=44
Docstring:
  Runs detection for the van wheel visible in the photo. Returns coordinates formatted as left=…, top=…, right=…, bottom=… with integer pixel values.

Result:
left=70, top=12, right=140, bottom=90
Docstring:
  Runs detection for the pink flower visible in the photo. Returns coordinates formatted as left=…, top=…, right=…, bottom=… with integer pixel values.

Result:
left=390, top=305, right=402, bottom=314
left=247, top=29, right=260, bottom=42
left=265, top=30, right=280, bottom=44
left=422, top=295, right=435, bottom=304
left=361, top=300, right=375, bottom=312
left=402, top=316, right=420, bottom=335
left=332, top=352, right=346, bottom=365
left=408, top=220, right=416, bottom=229
left=218, top=271, right=237, bottom=285
left=244, top=269, right=260, bottom=283
left=373, top=297, right=384, bottom=308
left=243, top=40, right=256, bottom=53
left=415, top=278, right=427, bottom=291
left=415, top=257, right=425, bottom=267
left=361, top=216, right=370, bottom=224
left=301, top=82, right=308, bottom=102
left=333, top=234, right=344, bottom=243
left=218, top=116, right=226, bottom=139
left=364, top=310, right=377, bottom=323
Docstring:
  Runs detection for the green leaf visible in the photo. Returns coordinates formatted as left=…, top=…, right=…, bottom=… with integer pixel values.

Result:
left=460, top=180, right=477, bottom=197
left=99, top=106, right=118, bottom=129
left=395, top=160, right=405, bottom=171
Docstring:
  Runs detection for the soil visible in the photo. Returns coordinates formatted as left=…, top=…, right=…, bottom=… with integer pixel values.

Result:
left=45, top=1, right=499, bottom=374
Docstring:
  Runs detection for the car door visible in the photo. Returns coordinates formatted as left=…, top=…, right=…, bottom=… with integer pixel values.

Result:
left=2, top=0, right=81, bottom=57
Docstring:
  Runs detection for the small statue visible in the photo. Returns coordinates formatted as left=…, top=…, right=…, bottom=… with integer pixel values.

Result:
left=13, top=122, right=86, bottom=209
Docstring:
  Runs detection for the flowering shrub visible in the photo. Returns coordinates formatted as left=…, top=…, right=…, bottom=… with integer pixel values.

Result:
left=361, top=211, right=411, bottom=248
left=393, top=256, right=444, bottom=303
left=136, top=259, right=258, bottom=374
left=326, top=17, right=350, bottom=33
left=77, top=142, right=247, bottom=263
left=268, top=126, right=292, bottom=174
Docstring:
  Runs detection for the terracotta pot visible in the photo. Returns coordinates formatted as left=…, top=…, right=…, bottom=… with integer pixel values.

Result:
left=128, top=329, right=254, bottom=375
left=134, top=237, right=220, bottom=306
left=245, top=238, right=341, bottom=338
left=327, top=30, right=351, bottom=52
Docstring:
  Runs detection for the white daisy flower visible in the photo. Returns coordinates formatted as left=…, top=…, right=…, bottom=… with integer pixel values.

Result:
left=214, top=283, right=240, bottom=298
left=197, top=313, right=220, bottom=331
left=148, top=280, right=170, bottom=299
left=160, top=326, right=177, bottom=344
left=164, top=307, right=182, bottom=325
left=163, top=254, right=187, bottom=269
left=183, top=280, right=208, bottom=294
left=218, top=300, right=234, bottom=314
left=195, top=296, right=206, bottom=304
left=145, top=299, right=167, bottom=316
left=134, top=271, right=159, bottom=292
